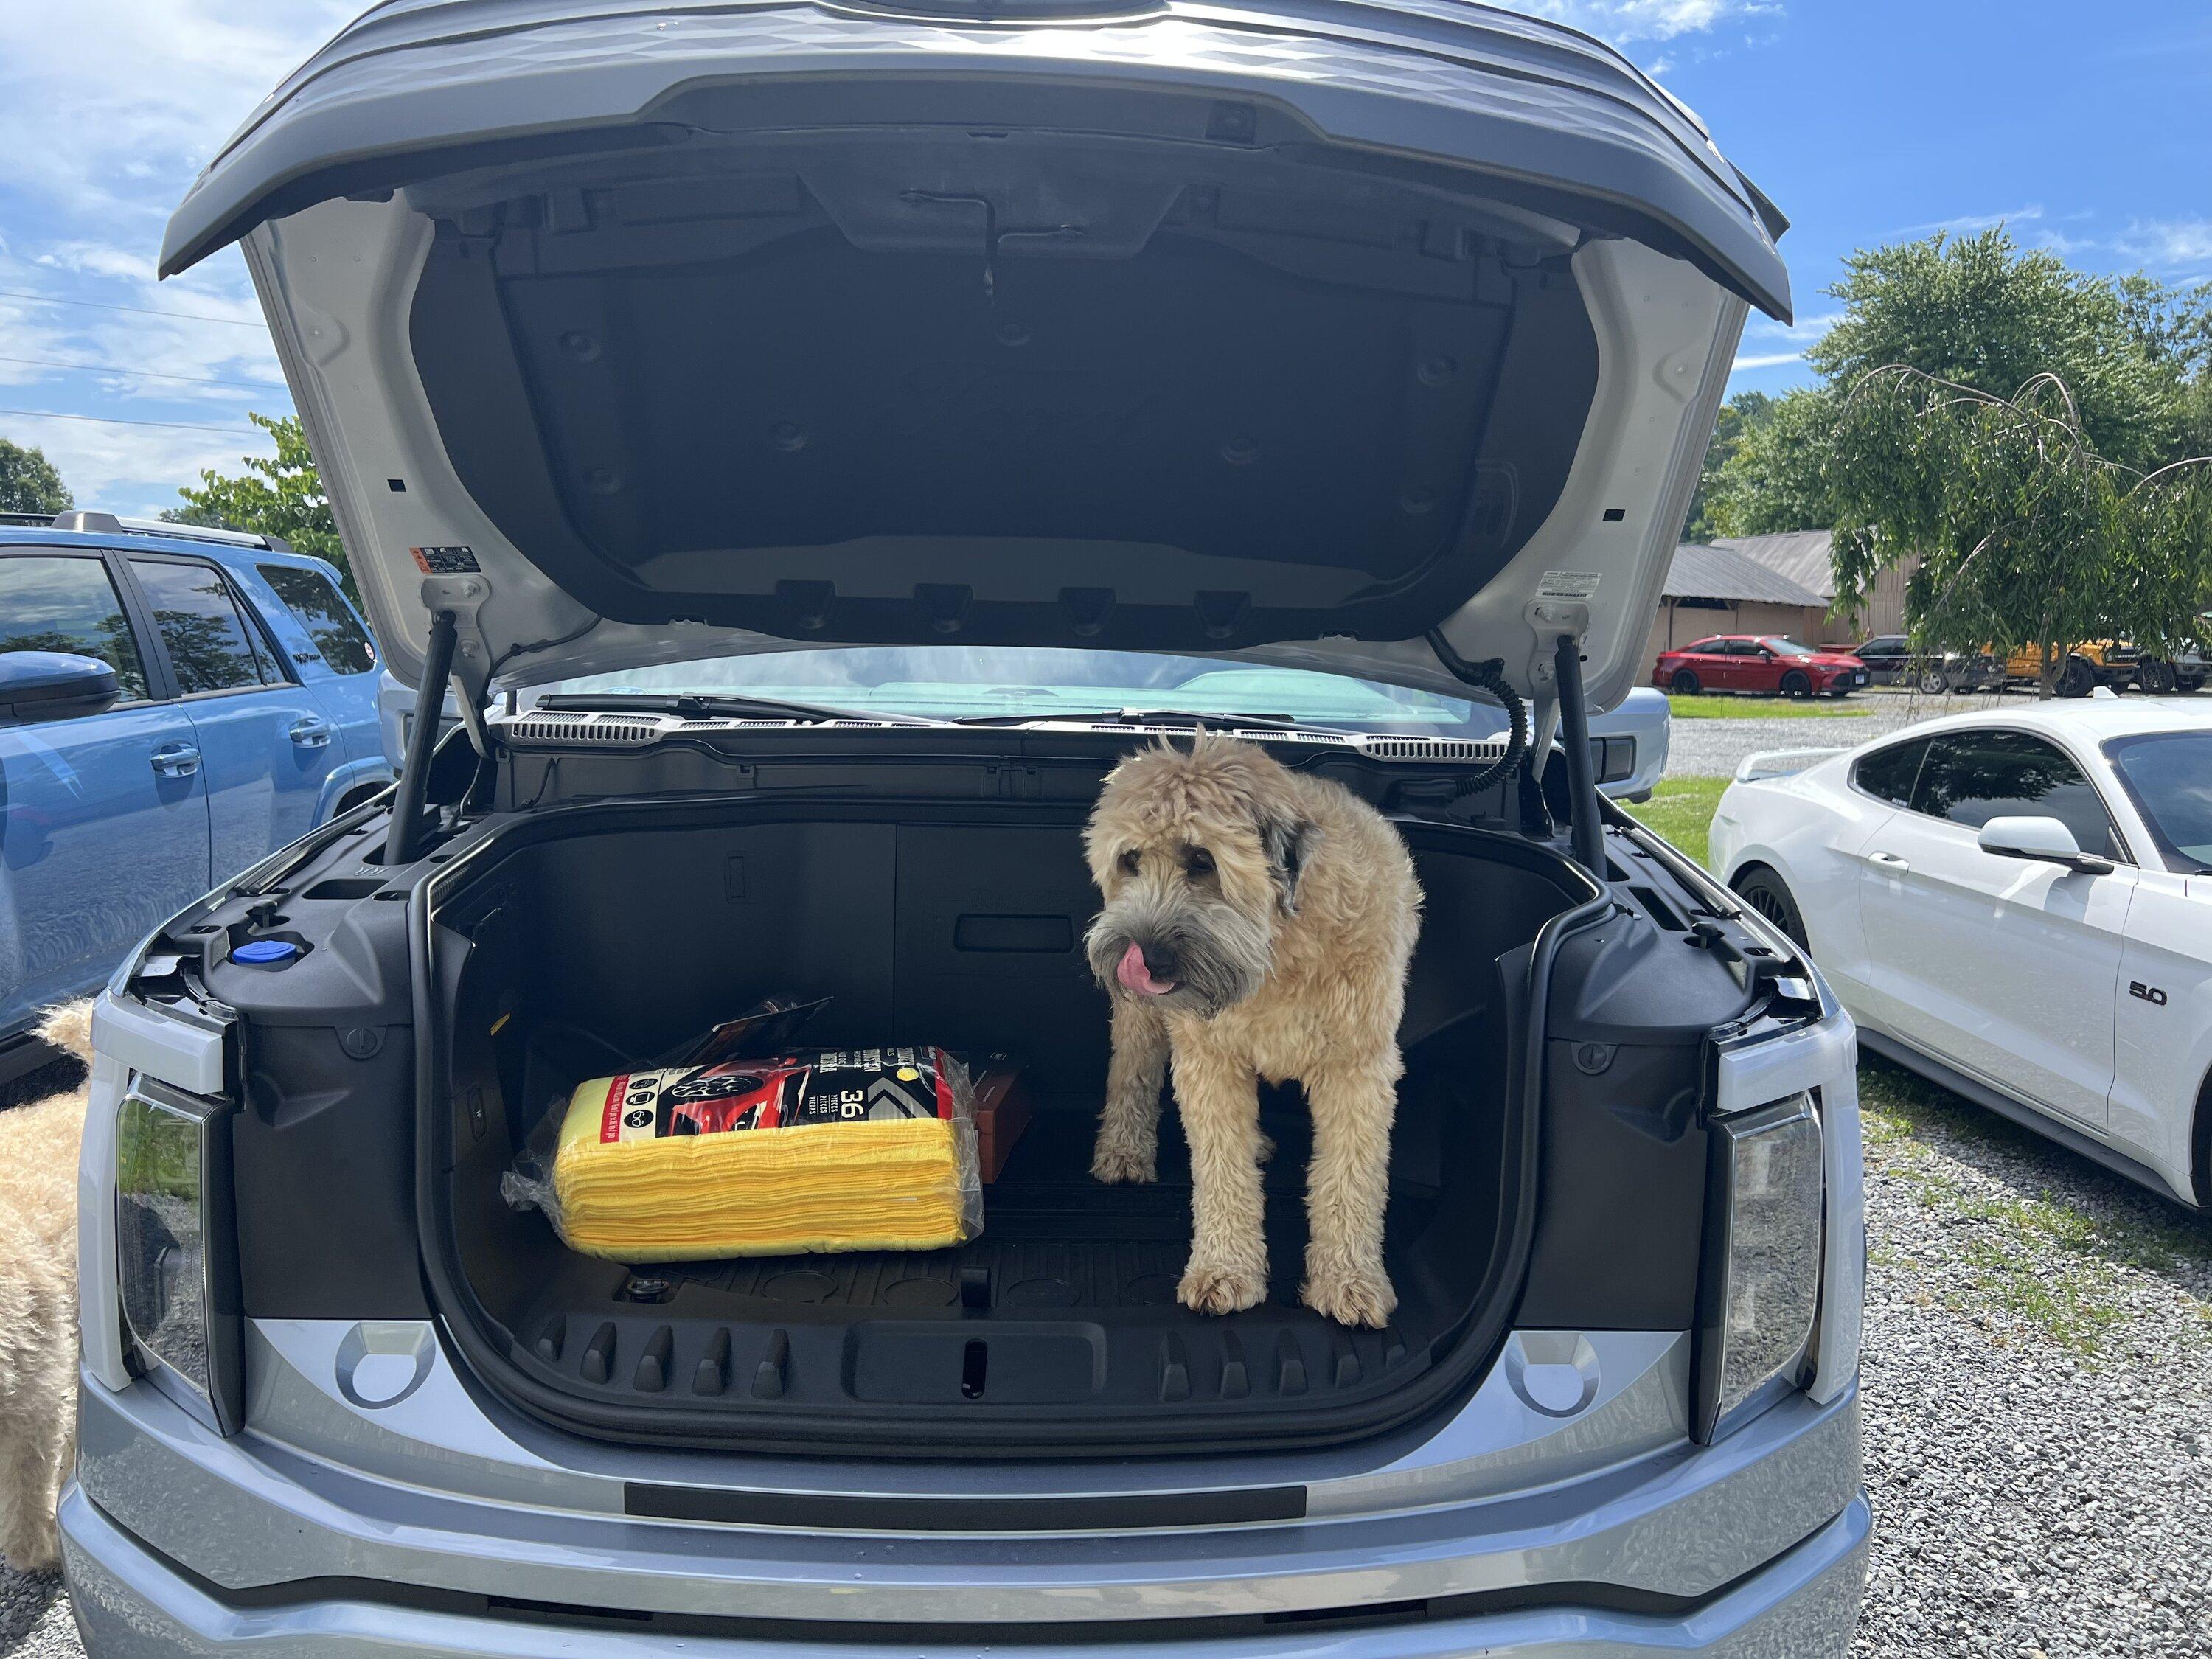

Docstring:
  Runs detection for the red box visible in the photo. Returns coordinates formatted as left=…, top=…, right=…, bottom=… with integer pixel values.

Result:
left=970, top=1056, right=1032, bottom=1184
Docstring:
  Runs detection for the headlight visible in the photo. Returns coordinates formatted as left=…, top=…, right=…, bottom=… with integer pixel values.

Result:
left=1693, top=1091, right=1824, bottom=1442
left=116, top=1086, right=243, bottom=1434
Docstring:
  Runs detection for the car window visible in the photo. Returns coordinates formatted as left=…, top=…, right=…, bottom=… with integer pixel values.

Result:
left=129, top=558, right=279, bottom=695
left=1767, top=639, right=1817, bottom=657
left=1683, top=639, right=1721, bottom=654
left=2104, top=732, right=2212, bottom=872
left=0, top=553, right=150, bottom=702
left=259, top=563, right=375, bottom=675
left=1853, top=737, right=1927, bottom=807
left=1913, top=729, right=2114, bottom=858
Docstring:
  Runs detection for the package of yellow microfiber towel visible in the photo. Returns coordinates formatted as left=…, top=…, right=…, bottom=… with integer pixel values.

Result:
left=502, top=1047, right=981, bottom=1261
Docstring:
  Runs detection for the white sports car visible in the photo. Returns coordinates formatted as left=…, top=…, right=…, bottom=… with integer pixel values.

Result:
left=1711, top=700, right=2212, bottom=1207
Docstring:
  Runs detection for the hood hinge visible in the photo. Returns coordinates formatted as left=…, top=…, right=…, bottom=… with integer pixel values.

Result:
left=421, top=574, right=495, bottom=757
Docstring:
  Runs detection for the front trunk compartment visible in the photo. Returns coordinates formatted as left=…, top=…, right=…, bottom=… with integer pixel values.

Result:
left=423, top=792, right=1590, bottom=1455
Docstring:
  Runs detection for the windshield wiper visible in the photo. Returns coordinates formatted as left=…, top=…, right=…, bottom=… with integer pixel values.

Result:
left=530, top=692, right=933, bottom=726
left=951, top=706, right=1310, bottom=729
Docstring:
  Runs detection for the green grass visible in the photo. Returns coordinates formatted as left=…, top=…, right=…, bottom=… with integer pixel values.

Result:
left=1619, top=775, right=1728, bottom=868
left=1666, top=693, right=1874, bottom=720
left=1857, top=1059, right=2212, bottom=1355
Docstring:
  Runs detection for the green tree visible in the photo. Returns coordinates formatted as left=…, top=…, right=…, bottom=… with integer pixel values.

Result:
left=0, top=437, right=72, bottom=514
left=1703, top=386, right=1837, bottom=537
left=1811, top=229, right=2183, bottom=470
left=173, top=413, right=349, bottom=595
left=1683, top=391, right=1770, bottom=540
left=1829, top=367, right=2212, bottom=698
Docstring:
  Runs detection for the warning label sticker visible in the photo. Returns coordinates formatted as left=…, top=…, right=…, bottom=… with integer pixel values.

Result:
left=1537, top=570, right=1602, bottom=601
left=410, top=545, right=481, bottom=574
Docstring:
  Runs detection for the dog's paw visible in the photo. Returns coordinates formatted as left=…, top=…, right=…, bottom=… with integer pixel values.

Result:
left=1091, top=1143, right=1157, bottom=1185
left=1178, top=1258, right=1267, bottom=1316
left=1302, top=1265, right=1397, bottom=1329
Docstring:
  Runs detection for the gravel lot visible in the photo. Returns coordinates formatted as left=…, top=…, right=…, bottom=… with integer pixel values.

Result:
left=7, top=701, right=2209, bottom=1656
left=1666, top=685, right=2010, bottom=780
left=1855, top=1060, right=2212, bottom=1658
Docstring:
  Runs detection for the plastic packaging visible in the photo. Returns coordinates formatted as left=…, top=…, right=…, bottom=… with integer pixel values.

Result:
left=503, top=1046, right=982, bottom=1261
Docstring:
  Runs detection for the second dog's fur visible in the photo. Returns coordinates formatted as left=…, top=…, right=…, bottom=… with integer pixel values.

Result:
left=1084, top=734, right=1421, bottom=1327
left=0, top=1002, right=92, bottom=1575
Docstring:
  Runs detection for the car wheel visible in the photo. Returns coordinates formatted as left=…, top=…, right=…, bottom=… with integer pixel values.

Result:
left=2057, top=658, right=2096, bottom=698
left=1733, top=868, right=1809, bottom=949
left=2180, top=675, right=2205, bottom=695
left=1915, top=664, right=1950, bottom=694
left=2140, top=659, right=2178, bottom=694
left=1779, top=669, right=1812, bottom=698
left=1671, top=669, right=1700, bottom=694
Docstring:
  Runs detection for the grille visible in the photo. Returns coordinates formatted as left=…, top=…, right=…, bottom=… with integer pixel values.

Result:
left=504, top=713, right=668, bottom=745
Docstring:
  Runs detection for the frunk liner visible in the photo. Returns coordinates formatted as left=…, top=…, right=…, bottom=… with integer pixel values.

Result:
left=504, top=1046, right=983, bottom=1260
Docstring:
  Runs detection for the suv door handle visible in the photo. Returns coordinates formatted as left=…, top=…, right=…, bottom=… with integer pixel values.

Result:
left=1868, top=850, right=1910, bottom=872
left=150, top=743, right=201, bottom=779
left=288, top=717, right=335, bottom=750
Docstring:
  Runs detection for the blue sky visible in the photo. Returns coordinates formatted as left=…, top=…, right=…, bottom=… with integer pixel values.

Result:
left=1, top=1, right=2207, bottom=516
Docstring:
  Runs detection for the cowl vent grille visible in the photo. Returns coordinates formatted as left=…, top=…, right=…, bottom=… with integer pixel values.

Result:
left=493, top=712, right=1512, bottom=765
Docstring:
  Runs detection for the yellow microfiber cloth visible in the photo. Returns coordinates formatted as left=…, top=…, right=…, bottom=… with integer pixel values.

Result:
left=514, top=1047, right=981, bottom=1262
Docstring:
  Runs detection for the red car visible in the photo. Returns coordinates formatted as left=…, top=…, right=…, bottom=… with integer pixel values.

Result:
left=1653, top=635, right=1870, bottom=698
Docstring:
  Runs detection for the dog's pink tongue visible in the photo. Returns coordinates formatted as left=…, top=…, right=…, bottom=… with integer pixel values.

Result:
left=1116, top=941, right=1171, bottom=995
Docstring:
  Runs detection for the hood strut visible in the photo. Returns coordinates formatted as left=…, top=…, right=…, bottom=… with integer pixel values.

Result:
left=389, top=610, right=459, bottom=866
left=1551, top=633, right=1605, bottom=877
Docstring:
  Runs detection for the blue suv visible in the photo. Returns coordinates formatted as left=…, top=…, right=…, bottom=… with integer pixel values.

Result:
left=0, top=511, right=389, bottom=1058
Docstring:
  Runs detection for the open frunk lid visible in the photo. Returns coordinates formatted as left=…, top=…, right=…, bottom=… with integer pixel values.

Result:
left=165, top=0, right=1789, bottom=709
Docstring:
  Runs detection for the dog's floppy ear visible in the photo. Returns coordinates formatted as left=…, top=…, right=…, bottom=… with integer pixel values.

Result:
left=1259, top=813, right=1320, bottom=914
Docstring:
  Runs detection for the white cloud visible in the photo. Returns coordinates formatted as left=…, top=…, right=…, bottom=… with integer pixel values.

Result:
left=1731, top=351, right=1806, bottom=371
left=0, top=1, right=353, bottom=232
left=1510, top=1, right=1782, bottom=46
left=2114, top=219, right=2212, bottom=269
left=0, top=410, right=275, bottom=518
left=1896, top=204, right=2045, bottom=237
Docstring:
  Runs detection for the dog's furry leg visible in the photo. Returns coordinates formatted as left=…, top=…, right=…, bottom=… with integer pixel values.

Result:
left=1172, top=1043, right=1268, bottom=1315
left=0, top=1372, right=68, bottom=1573
left=1092, top=999, right=1169, bottom=1184
left=1299, top=1062, right=1399, bottom=1329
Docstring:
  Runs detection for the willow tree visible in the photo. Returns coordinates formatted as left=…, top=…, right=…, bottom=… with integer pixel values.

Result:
left=1829, top=367, right=2212, bottom=698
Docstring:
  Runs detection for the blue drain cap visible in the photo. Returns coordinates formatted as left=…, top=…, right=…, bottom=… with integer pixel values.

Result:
left=234, top=938, right=299, bottom=966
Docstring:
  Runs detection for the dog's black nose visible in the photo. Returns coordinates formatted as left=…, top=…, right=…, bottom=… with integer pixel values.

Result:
left=1140, top=942, right=1179, bottom=981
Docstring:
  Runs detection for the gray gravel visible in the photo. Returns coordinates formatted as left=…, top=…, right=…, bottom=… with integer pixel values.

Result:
left=1855, top=1060, right=2212, bottom=1658
left=1667, top=686, right=2011, bottom=779
left=0, top=1570, right=68, bottom=1659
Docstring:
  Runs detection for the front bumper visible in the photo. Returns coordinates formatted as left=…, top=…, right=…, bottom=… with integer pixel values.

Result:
left=63, top=1328, right=1865, bottom=1657
left=63, top=1478, right=1868, bottom=1658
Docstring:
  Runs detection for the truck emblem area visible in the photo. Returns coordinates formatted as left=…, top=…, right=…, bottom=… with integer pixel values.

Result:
left=2129, top=981, right=2168, bottom=1006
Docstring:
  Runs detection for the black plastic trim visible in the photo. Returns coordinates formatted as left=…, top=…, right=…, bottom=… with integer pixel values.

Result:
left=625, top=1481, right=1304, bottom=1529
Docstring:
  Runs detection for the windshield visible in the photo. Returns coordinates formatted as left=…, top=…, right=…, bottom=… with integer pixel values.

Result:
left=2105, top=731, right=2212, bottom=871
left=1765, top=639, right=1820, bottom=657
left=528, top=648, right=1509, bottom=737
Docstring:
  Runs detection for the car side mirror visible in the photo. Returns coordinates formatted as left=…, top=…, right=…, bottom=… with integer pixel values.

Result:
left=0, top=650, right=122, bottom=725
left=1976, top=814, right=2112, bottom=874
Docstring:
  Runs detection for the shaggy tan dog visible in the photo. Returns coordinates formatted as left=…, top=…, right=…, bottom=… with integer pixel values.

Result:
left=0, top=1001, right=92, bottom=1574
left=1083, top=734, right=1421, bottom=1328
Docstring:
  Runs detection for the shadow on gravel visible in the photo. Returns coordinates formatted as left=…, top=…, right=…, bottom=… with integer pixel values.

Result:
left=1860, top=1054, right=2212, bottom=1346
left=0, top=1564, right=65, bottom=1658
